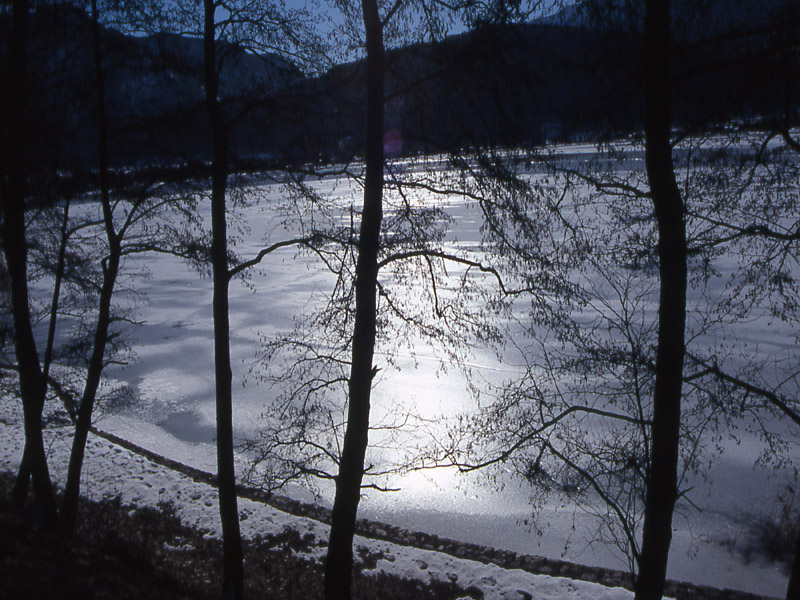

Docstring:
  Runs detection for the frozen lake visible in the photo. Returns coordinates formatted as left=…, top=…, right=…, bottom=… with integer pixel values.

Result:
left=49, top=154, right=797, bottom=598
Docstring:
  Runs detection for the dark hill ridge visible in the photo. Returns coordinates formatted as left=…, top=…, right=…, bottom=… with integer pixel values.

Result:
left=295, top=6, right=797, bottom=161
left=7, top=2, right=301, bottom=169
left=305, top=21, right=640, bottom=159
left=3, top=1, right=798, bottom=172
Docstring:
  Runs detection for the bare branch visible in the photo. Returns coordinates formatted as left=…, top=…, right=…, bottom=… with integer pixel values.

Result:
left=227, top=235, right=323, bottom=279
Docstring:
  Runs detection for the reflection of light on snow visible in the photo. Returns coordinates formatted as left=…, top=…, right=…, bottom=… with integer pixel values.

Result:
left=41, top=166, right=796, bottom=598
left=391, top=469, right=462, bottom=504
left=363, top=467, right=474, bottom=514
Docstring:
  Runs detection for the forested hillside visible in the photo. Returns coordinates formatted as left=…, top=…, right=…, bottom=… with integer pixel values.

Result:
left=3, top=1, right=795, bottom=171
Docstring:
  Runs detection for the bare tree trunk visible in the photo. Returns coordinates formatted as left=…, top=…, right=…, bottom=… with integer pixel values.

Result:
left=60, top=251, right=119, bottom=528
left=15, top=198, right=71, bottom=510
left=323, top=1, right=384, bottom=599
left=203, top=1, right=244, bottom=597
left=3, top=0, right=59, bottom=527
left=60, top=0, right=120, bottom=531
left=43, top=200, right=71, bottom=384
left=636, top=1, right=687, bottom=599
left=60, top=244, right=119, bottom=528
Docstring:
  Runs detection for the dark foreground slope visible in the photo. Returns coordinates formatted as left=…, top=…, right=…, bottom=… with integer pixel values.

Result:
left=0, top=472, right=481, bottom=600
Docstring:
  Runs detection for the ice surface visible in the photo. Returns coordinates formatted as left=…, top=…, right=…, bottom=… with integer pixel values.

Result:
left=20, top=161, right=797, bottom=598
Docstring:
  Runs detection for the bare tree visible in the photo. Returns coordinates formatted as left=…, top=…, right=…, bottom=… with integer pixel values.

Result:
left=240, top=4, right=553, bottom=598
left=634, top=1, right=688, bottom=597
left=60, top=0, right=126, bottom=530
left=195, top=1, right=325, bottom=595
left=398, top=5, right=797, bottom=600
left=321, top=0, right=385, bottom=594
left=1, top=0, right=60, bottom=526
left=199, top=0, right=247, bottom=594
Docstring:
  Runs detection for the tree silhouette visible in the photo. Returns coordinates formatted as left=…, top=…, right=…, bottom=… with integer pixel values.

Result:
left=2, top=0, right=60, bottom=527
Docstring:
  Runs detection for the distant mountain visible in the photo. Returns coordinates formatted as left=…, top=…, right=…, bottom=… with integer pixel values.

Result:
left=303, top=22, right=642, bottom=160
left=6, top=3, right=302, bottom=170
left=299, top=0, right=798, bottom=161
left=3, top=1, right=797, bottom=173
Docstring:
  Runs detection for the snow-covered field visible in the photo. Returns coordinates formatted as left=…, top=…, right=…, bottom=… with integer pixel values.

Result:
left=16, top=150, right=799, bottom=598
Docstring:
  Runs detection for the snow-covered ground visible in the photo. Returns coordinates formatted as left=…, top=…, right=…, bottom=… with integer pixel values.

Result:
left=0, top=396, right=645, bottom=600
left=18, top=155, right=798, bottom=599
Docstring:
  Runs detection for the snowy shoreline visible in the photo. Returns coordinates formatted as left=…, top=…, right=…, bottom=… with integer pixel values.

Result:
left=91, top=426, right=779, bottom=600
left=0, top=397, right=777, bottom=600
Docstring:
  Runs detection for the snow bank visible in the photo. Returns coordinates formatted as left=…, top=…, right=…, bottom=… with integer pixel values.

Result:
left=0, top=397, right=641, bottom=600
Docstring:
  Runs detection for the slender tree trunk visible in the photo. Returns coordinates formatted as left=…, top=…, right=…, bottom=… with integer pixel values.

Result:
left=60, top=0, right=120, bottom=531
left=3, top=0, right=59, bottom=526
left=43, top=199, right=71, bottom=385
left=784, top=28, right=800, bottom=600
left=203, top=1, right=244, bottom=597
left=15, top=196, right=73, bottom=515
left=60, top=250, right=119, bottom=528
left=323, top=1, right=384, bottom=599
left=635, top=1, right=687, bottom=599
left=12, top=137, right=75, bottom=510
left=8, top=0, right=31, bottom=510
left=44, top=200, right=76, bottom=427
